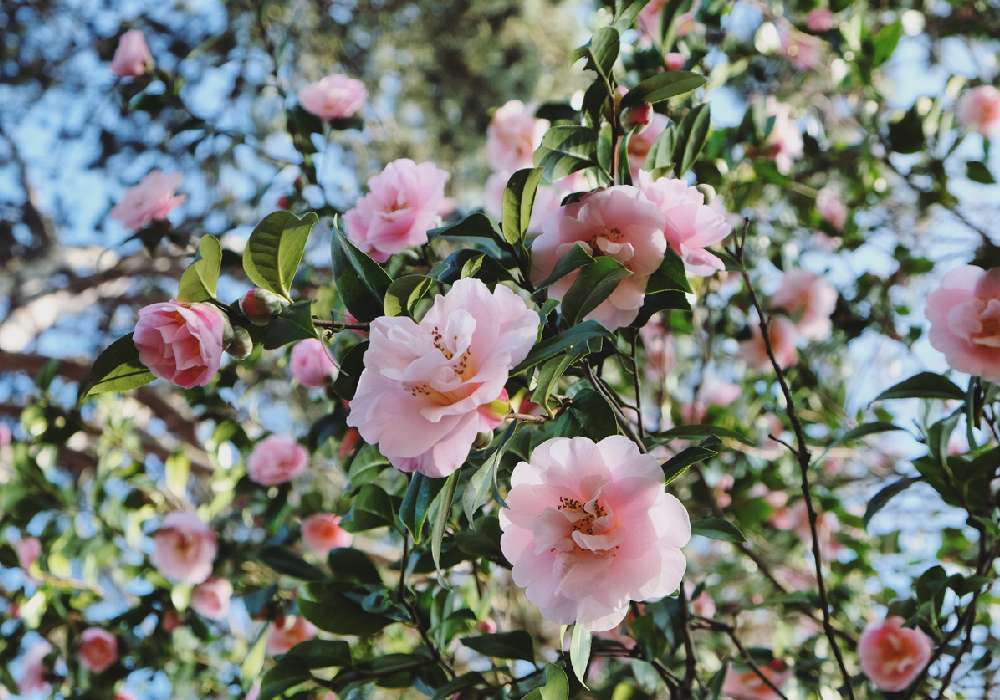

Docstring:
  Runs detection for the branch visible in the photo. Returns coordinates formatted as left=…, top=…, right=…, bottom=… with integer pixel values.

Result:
left=693, top=616, right=789, bottom=700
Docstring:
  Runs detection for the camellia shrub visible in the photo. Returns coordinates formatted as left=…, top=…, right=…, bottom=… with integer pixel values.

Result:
left=2, top=1, right=999, bottom=699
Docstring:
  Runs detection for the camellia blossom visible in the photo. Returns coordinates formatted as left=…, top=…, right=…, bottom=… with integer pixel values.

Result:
left=290, top=338, right=337, bottom=387
left=246, top=435, right=309, bottom=486
left=191, top=578, right=232, bottom=620
left=770, top=499, right=842, bottom=556
left=637, top=171, right=733, bottom=276
left=627, top=113, right=668, bottom=177
left=499, top=435, right=690, bottom=631
left=79, top=628, right=118, bottom=673
left=134, top=301, right=225, bottom=388
left=762, top=99, right=803, bottom=174
left=486, top=100, right=548, bottom=172
left=298, top=73, right=367, bottom=121
left=639, top=318, right=674, bottom=381
left=806, top=8, right=835, bottom=33
left=15, top=536, right=41, bottom=573
left=816, top=185, right=848, bottom=230
left=150, top=512, right=217, bottom=585
left=18, top=642, right=51, bottom=695
left=266, top=616, right=316, bottom=655
left=771, top=270, right=837, bottom=341
left=721, top=660, right=791, bottom=700
left=858, top=617, right=932, bottom=692
left=779, top=25, right=824, bottom=70
left=926, top=265, right=1000, bottom=381
left=301, top=513, right=353, bottom=554
left=956, top=85, right=1000, bottom=137
left=110, top=171, right=185, bottom=230
left=742, top=317, right=798, bottom=370
left=348, top=278, right=537, bottom=477
left=683, top=376, right=742, bottom=424
left=344, top=158, right=449, bottom=262
left=111, top=29, right=152, bottom=77
left=665, top=52, right=686, bottom=71
left=532, top=186, right=667, bottom=329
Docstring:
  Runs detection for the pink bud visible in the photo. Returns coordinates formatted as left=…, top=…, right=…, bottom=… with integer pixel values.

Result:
left=664, top=52, right=685, bottom=71
left=240, top=288, right=288, bottom=325
left=622, top=102, right=654, bottom=129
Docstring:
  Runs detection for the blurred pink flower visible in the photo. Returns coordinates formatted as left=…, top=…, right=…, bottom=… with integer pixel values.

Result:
left=770, top=500, right=842, bottom=557
left=111, top=29, right=152, bottom=77
left=683, top=376, right=741, bottom=423
left=18, top=642, right=51, bottom=695
left=742, top=317, right=798, bottom=370
left=639, top=318, right=674, bottom=381
left=722, top=659, right=790, bottom=699
left=266, top=616, right=316, bottom=655
left=779, top=26, right=824, bottom=70
left=298, top=74, right=366, bottom=120
left=665, top=52, right=686, bottom=71
left=302, top=513, right=353, bottom=554
left=859, top=617, right=932, bottom=692
left=344, top=159, right=449, bottom=261
left=806, top=9, right=835, bottom=33
left=191, top=578, right=232, bottom=620
left=348, top=278, right=537, bottom=477
left=134, top=301, right=225, bottom=388
left=151, top=512, right=217, bottom=585
left=689, top=588, right=716, bottom=618
left=110, top=171, right=185, bottom=230
left=15, top=537, right=41, bottom=573
left=486, top=100, right=548, bottom=172
left=247, top=435, right=308, bottom=486
left=79, top=628, right=117, bottom=673
left=637, top=171, right=734, bottom=276
left=762, top=99, right=803, bottom=174
left=957, top=85, right=1000, bottom=137
left=816, top=185, right=848, bottom=230
left=637, top=0, right=668, bottom=40
left=290, top=338, right=337, bottom=387
left=927, top=265, right=1000, bottom=381
left=771, top=270, right=837, bottom=340
left=500, top=435, right=690, bottom=631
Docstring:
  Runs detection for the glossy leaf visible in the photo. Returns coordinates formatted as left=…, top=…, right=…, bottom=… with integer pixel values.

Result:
left=243, top=211, right=318, bottom=299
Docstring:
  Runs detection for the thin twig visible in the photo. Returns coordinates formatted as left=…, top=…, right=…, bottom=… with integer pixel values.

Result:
left=629, top=328, right=647, bottom=442
left=693, top=616, right=789, bottom=700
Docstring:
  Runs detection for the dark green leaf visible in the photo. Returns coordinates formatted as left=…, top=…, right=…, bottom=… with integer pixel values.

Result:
left=259, top=545, right=326, bottom=581
left=872, top=21, right=903, bottom=67
left=299, top=587, right=392, bottom=636
left=78, top=334, right=155, bottom=402
left=522, top=663, right=569, bottom=700
left=430, top=472, right=457, bottom=574
left=530, top=354, right=578, bottom=410
left=462, top=422, right=518, bottom=521
left=672, top=103, right=711, bottom=176
left=428, top=210, right=502, bottom=243
left=534, top=242, right=595, bottom=291
left=342, top=484, right=396, bottom=532
left=261, top=301, right=317, bottom=349
left=502, top=168, right=544, bottom=245
left=328, top=547, right=382, bottom=584
left=692, top=517, right=745, bottom=544
left=622, top=71, right=706, bottom=108
left=863, top=476, right=921, bottom=528
left=888, top=106, right=925, bottom=154
left=398, top=473, right=444, bottom=544
left=177, top=235, right=222, bottom=302
left=384, top=274, right=435, bottom=318
left=511, top=320, right=611, bottom=374
left=874, top=372, right=965, bottom=402
left=966, top=161, right=995, bottom=184
left=661, top=438, right=721, bottom=485
left=330, top=218, right=392, bottom=322
left=331, top=341, right=367, bottom=400
left=280, top=639, right=352, bottom=668
left=833, top=421, right=904, bottom=445
left=652, top=425, right=753, bottom=445
left=535, top=125, right=598, bottom=181
left=461, top=631, right=534, bottom=662
left=560, top=257, right=631, bottom=325
left=259, top=662, right=310, bottom=700
left=243, top=211, right=318, bottom=299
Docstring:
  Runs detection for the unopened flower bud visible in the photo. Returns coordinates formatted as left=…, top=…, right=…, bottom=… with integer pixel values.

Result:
left=277, top=196, right=290, bottom=210
left=226, top=326, right=253, bottom=359
left=622, top=102, right=654, bottom=130
left=240, top=288, right=288, bottom=325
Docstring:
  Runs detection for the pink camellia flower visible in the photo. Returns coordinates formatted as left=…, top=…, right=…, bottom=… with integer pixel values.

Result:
left=816, top=185, right=848, bottom=230
left=762, top=99, right=803, bottom=175
left=637, top=171, right=733, bottom=276
left=486, top=100, right=548, bottom=172
left=689, top=588, right=717, bottom=618
left=500, top=435, right=690, bottom=631
left=115, top=691, right=138, bottom=700
left=927, top=265, right=1000, bottom=381
left=348, top=278, right=537, bottom=477
left=779, top=26, right=824, bottom=70
left=79, top=628, right=117, bottom=674
left=110, top=171, right=185, bottom=230
left=344, top=159, right=449, bottom=262
left=478, top=618, right=497, bottom=634
left=637, top=0, right=668, bottom=40
left=150, top=512, right=217, bottom=585
left=246, top=435, right=309, bottom=486
left=770, top=499, right=842, bottom=557
left=15, top=537, right=41, bottom=573
left=191, top=578, right=232, bottom=620
left=640, top=318, right=674, bottom=381
left=532, top=186, right=667, bottom=329
left=742, top=317, right=798, bottom=370
left=806, top=8, right=835, bottom=32
left=665, top=52, right=686, bottom=71
left=111, top=29, right=152, bottom=77
left=290, top=339, right=337, bottom=387
left=722, top=659, right=791, bottom=700
left=133, top=301, right=225, bottom=388
left=627, top=113, right=668, bottom=177
left=302, top=513, right=353, bottom=554
left=18, top=642, right=51, bottom=695
left=771, top=270, right=837, bottom=341
left=957, top=85, right=1000, bottom=137
left=683, top=376, right=742, bottom=424
left=266, top=616, right=316, bottom=655
left=859, top=617, right=932, bottom=692
left=298, top=73, right=367, bottom=121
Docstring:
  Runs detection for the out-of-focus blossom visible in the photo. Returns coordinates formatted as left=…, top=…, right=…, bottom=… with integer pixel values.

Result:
left=191, top=578, right=232, bottom=620
left=665, top=52, right=686, bottom=70
left=79, top=628, right=118, bottom=673
left=266, top=616, right=316, bottom=655
left=683, top=376, right=741, bottom=423
left=302, top=513, right=353, bottom=554
left=298, top=74, right=366, bottom=120
left=246, top=435, right=309, bottom=486
left=742, top=317, right=798, bottom=370
left=927, top=265, right=1000, bottom=381
left=859, top=617, right=932, bottom=692
left=486, top=100, right=548, bottom=172
left=722, top=659, right=791, bottom=699
left=290, top=339, right=337, bottom=387
left=111, top=29, right=152, bottom=77
left=806, top=9, right=835, bottom=33
left=15, top=537, right=41, bottom=574
left=762, top=99, right=803, bottom=174
left=151, top=512, right=217, bottom=585
left=779, top=25, right=824, bottom=70
left=639, top=319, right=674, bottom=381
left=770, top=499, right=842, bottom=556
left=134, top=301, right=225, bottom=388
left=18, top=642, right=51, bottom=695
left=957, top=85, right=1000, bottom=137
left=110, top=171, right=185, bottom=230
left=771, top=270, right=837, bottom=340
left=816, top=185, right=848, bottom=230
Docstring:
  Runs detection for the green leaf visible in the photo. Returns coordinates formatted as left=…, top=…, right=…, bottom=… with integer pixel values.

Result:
left=261, top=300, right=317, bottom=349
left=280, top=639, right=352, bottom=668
left=661, top=438, right=721, bottom=485
left=462, top=422, right=518, bottom=521
left=874, top=372, right=965, bottom=402
left=692, top=517, right=745, bottom=544
left=330, top=217, right=392, bottom=322
left=259, top=545, right=326, bottom=581
left=398, top=473, right=444, bottom=544
left=78, top=334, right=155, bottom=402
left=535, top=125, right=598, bottom=181
left=622, top=71, right=706, bottom=108
left=384, top=274, right=435, bottom=318
left=671, top=103, right=711, bottom=176
left=511, top=320, right=611, bottom=374
left=872, top=21, right=903, bottom=67
left=832, top=421, right=904, bottom=446
left=863, top=476, right=921, bottom=528
left=342, top=484, right=396, bottom=532
left=530, top=353, right=578, bottom=410
left=259, top=662, right=310, bottom=700
left=299, top=587, right=392, bottom=636
left=581, top=27, right=619, bottom=85
left=633, top=249, right=692, bottom=327
left=523, top=663, right=570, bottom=700
left=644, top=123, right=677, bottom=175
left=328, top=547, right=382, bottom=584
left=331, top=341, right=368, bottom=401
left=177, top=235, right=222, bottom=302
left=652, top=425, right=753, bottom=445
left=534, top=242, right=595, bottom=291
left=569, top=624, right=592, bottom=688
left=888, top=105, right=925, bottom=154
left=966, top=161, right=996, bottom=184
left=460, top=631, right=534, bottom=662
left=560, top=257, right=631, bottom=325
left=428, top=210, right=503, bottom=243
left=243, top=211, right=318, bottom=299
left=430, top=472, right=457, bottom=575
left=502, top=168, right=544, bottom=245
